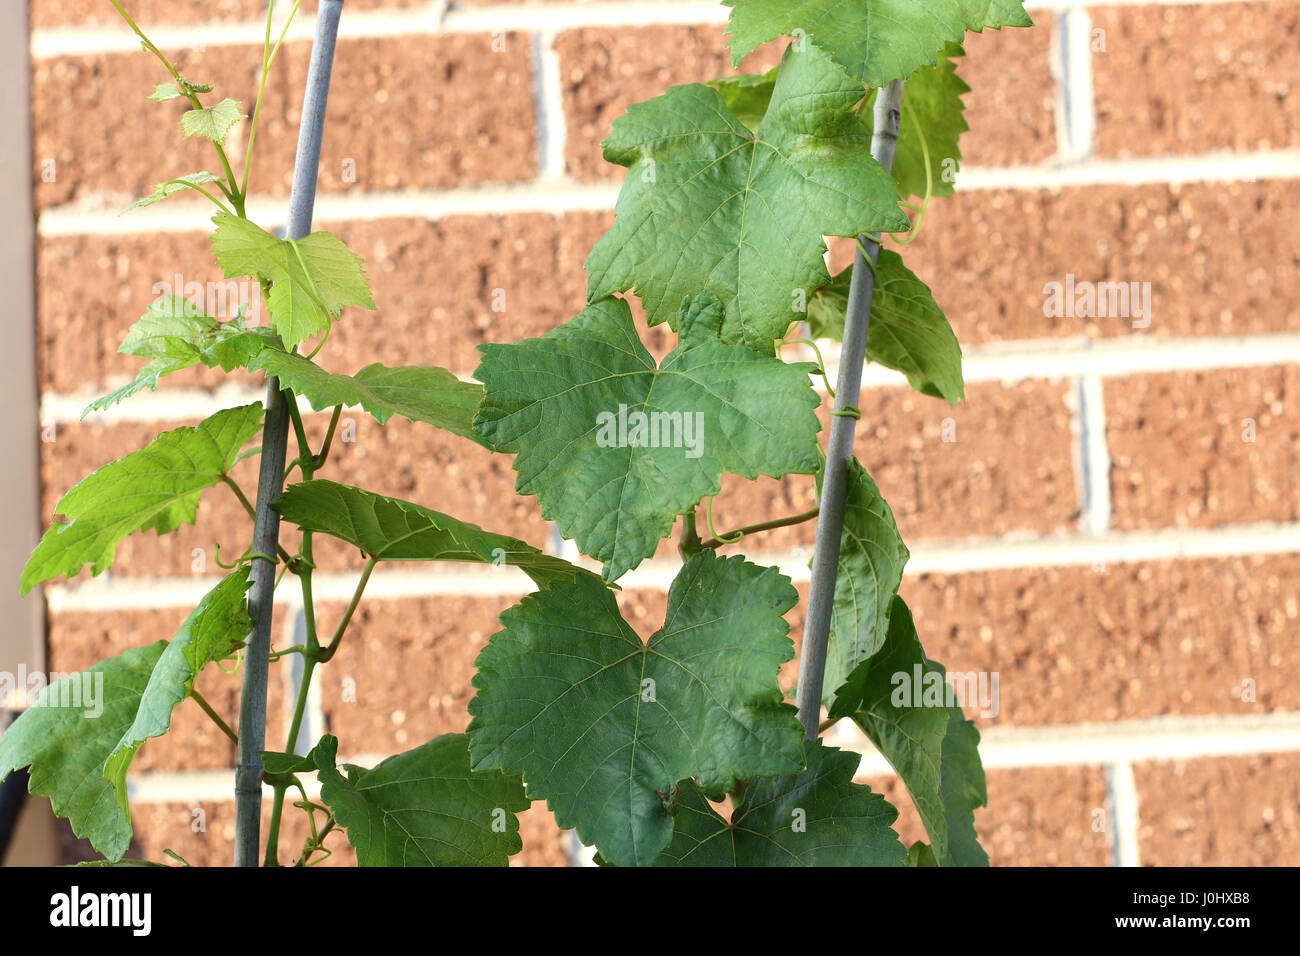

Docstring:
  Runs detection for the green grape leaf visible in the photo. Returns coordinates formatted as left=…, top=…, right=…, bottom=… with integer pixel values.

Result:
left=313, top=734, right=528, bottom=867
left=248, top=348, right=486, bottom=447
left=21, top=404, right=264, bottom=594
left=906, top=841, right=940, bottom=866
left=180, top=97, right=246, bottom=146
left=820, top=458, right=910, bottom=711
left=102, top=570, right=251, bottom=817
left=86, top=297, right=279, bottom=415
left=474, top=294, right=822, bottom=582
left=870, top=43, right=969, bottom=201
left=124, top=171, right=224, bottom=213
left=724, top=0, right=973, bottom=86
left=273, top=479, right=595, bottom=591
left=585, top=43, right=907, bottom=350
left=982, top=0, right=1032, bottom=29
left=839, top=595, right=989, bottom=866
left=0, top=644, right=163, bottom=861
left=0, top=573, right=251, bottom=861
left=209, top=211, right=375, bottom=349
left=706, top=67, right=778, bottom=131
left=655, top=740, right=906, bottom=866
left=808, top=249, right=964, bottom=405
left=148, top=82, right=185, bottom=101
left=467, top=551, right=807, bottom=868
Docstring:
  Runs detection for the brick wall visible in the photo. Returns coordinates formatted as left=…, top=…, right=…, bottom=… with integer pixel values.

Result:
left=20, top=0, right=1300, bottom=866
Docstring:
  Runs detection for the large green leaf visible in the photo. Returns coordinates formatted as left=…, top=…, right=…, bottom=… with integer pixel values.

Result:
left=724, top=0, right=968, bottom=86
left=654, top=740, right=906, bottom=866
left=87, top=297, right=279, bottom=414
left=21, top=404, right=264, bottom=594
left=313, top=734, right=529, bottom=867
left=467, top=551, right=807, bottom=868
left=585, top=43, right=907, bottom=350
left=838, top=595, right=989, bottom=866
left=808, top=249, right=964, bottom=405
left=473, top=294, right=821, bottom=582
left=820, top=458, right=910, bottom=711
left=0, top=573, right=251, bottom=861
left=249, top=348, right=486, bottom=447
left=273, top=479, right=594, bottom=591
left=103, top=570, right=251, bottom=817
left=210, top=211, right=374, bottom=349
left=0, top=644, right=164, bottom=861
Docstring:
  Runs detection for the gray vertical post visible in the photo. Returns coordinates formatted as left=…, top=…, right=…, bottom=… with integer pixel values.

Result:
left=0, top=0, right=53, bottom=866
left=234, top=0, right=346, bottom=867
left=795, top=80, right=905, bottom=738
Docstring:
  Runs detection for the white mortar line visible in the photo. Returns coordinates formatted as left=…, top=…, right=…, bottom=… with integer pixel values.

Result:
left=1106, top=760, right=1142, bottom=866
left=38, top=331, right=1300, bottom=426
left=42, top=519, right=1300, bottom=612
left=36, top=148, right=1300, bottom=237
left=533, top=30, right=569, bottom=181
left=1050, top=8, right=1096, bottom=162
left=31, top=0, right=1299, bottom=59
left=1078, top=374, right=1112, bottom=535
left=120, top=710, right=1300, bottom=804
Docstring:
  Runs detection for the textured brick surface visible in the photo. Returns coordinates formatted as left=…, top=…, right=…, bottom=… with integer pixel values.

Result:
left=32, top=0, right=264, bottom=29
left=905, top=555, right=1300, bottom=727
left=1135, top=753, right=1300, bottom=865
left=1092, top=2, right=1300, bottom=158
left=957, top=15, right=1058, bottom=167
left=1107, top=366, right=1300, bottom=530
left=831, top=179, right=1300, bottom=346
left=32, top=34, right=536, bottom=210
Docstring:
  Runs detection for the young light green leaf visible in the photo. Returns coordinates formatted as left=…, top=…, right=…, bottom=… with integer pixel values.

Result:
left=981, top=0, right=1033, bottom=29
left=819, top=458, right=910, bottom=711
left=248, top=348, right=486, bottom=446
left=586, top=43, right=907, bottom=350
left=654, top=740, right=906, bottom=866
left=180, top=97, right=246, bottom=146
left=314, top=733, right=529, bottom=866
left=473, top=294, right=822, bottom=582
left=124, top=171, right=224, bottom=213
left=273, top=479, right=596, bottom=591
left=724, top=0, right=973, bottom=86
left=21, top=404, right=264, bottom=594
left=839, top=595, right=989, bottom=866
left=808, top=249, right=965, bottom=405
left=103, top=570, right=251, bottom=818
left=209, top=211, right=375, bottom=348
left=467, top=551, right=807, bottom=868
left=147, top=82, right=183, bottom=101
left=0, top=643, right=166, bottom=861
left=86, top=297, right=278, bottom=415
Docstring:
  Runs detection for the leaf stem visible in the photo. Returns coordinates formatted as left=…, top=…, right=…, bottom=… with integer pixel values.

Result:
left=190, top=689, right=238, bottom=744
left=701, top=507, right=820, bottom=550
left=319, top=556, right=377, bottom=663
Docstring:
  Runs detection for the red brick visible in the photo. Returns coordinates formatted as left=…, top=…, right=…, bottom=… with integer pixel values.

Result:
left=32, top=0, right=262, bottom=29
left=32, top=34, right=536, bottom=210
left=905, top=555, right=1300, bottom=728
left=1136, top=753, right=1300, bottom=865
left=1092, top=2, right=1300, bottom=158
left=1107, top=366, right=1300, bottom=530
left=959, top=15, right=1058, bottom=167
